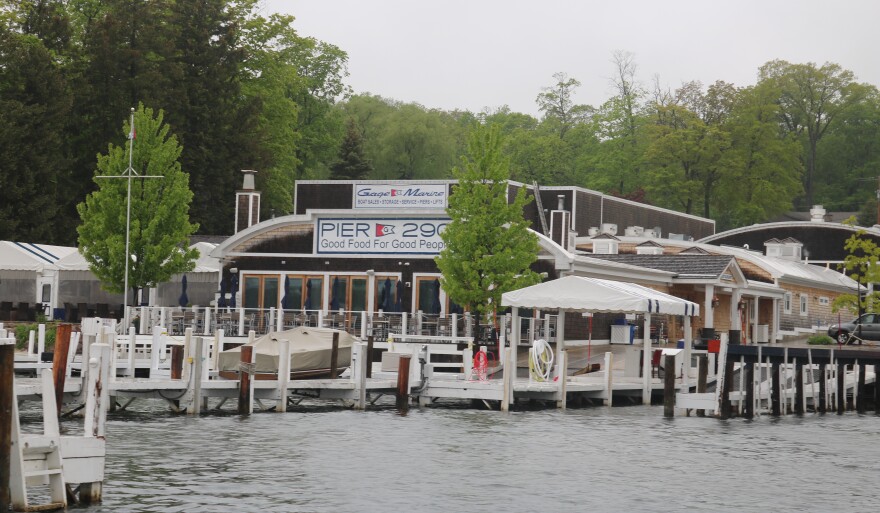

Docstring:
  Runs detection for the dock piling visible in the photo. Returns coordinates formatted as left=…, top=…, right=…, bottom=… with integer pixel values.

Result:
left=744, top=362, right=754, bottom=419
left=277, top=337, right=290, bottom=413
left=52, top=324, right=72, bottom=417
left=795, top=360, right=804, bottom=415
left=239, top=345, right=254, bottom=415
left=696, top=355, right=708, bottom=417
left=837, top=361, right=845, bottom=414
left=330, top=332, right=339, bottom=380
left=663, top=354, right=675, bottom=417
left=366, top=335, right=374, bottom=379
left=857, top=362, right=867, bottom=413
left=396, top=354, right=411, bottom=410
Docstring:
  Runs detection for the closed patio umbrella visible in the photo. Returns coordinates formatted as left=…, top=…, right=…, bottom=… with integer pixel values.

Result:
left=178, top=275, right=189, bottom=307
left=381, top=278, right=392, bottom=311
left=229, top=274, right=238, bottom=308
left=395, top=280, right=404, bottom=312
left=281, top=275, right=291, bottom=309
left=431, top=278, right=441, bottom=314
left=330, top=277, right=340, bottom=311
left=304, top=278, right=313, bottom=310
left=218, top=277, right=228, bottom=308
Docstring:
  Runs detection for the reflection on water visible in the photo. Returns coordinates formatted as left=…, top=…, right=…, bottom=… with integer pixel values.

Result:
left=75, top=403, right=880, bottom=512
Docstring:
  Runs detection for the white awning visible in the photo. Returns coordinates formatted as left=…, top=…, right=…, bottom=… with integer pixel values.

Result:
left=501, top=275, right=699, bottom=316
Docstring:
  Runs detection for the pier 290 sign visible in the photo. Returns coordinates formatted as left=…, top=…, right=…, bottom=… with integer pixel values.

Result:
left=316, top=218, right=449, bottom=255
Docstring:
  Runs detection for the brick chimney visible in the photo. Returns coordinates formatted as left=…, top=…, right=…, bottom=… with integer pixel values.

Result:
left=235, top=170, right=260, bottom=234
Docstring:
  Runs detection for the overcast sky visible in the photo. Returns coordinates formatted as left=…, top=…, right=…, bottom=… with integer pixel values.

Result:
left=266, top=0, right=880, bottom=117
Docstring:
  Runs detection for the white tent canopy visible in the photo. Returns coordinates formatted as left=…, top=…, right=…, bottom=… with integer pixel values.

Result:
left=501, top=275, right=699, bottom=316
left=501, top=275, right=699, bottom=407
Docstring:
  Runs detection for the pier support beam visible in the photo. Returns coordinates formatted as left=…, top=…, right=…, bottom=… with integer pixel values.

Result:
left=837, top=362, right=846, bottom=414
left=771, top=361, right=781, bottom=416
left=743, top=363, right=754, bottom=419
left=795, top=361, right=804, bottom=415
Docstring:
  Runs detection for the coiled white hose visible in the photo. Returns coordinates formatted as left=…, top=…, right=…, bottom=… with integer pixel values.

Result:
left=529, top=338, right=554, bottom=382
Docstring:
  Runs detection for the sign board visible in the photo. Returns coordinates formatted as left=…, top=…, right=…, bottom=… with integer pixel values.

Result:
left=353, top=183, right=447, bottom=209
left=316, top=218, right=449, bottom=255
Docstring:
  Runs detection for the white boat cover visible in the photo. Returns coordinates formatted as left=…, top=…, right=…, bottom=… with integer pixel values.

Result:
left=501, top=275, right=699, bottom=316
left=218, top=326, right=355, bottom=373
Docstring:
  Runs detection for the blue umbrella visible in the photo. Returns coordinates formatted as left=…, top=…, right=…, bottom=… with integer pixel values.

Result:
left=330, top=277, right=340, bottom=311
left=178, top=275, right=189, bottom=307
left=431, top=278, right=441, bottom=314
left=395, top=280, right=404, bottom=313
left=229, top=274, right=238, bottom=308
left=304, top=279, right=313, bottom=310
left=281, top=275, right=291, bottom=309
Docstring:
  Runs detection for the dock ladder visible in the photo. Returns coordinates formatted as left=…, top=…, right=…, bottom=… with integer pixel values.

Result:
left=9, top=370, right=67, bottom=511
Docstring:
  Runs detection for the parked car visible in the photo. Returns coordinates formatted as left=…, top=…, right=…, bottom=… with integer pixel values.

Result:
left=827, top=313, right=880, bottom=345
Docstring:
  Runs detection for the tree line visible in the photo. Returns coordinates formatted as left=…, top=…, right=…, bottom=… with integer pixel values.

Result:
left=3, top=2, right=880, bottom=246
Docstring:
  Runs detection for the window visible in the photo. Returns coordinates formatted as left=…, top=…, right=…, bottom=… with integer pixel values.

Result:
left=799, top=294, right=808, bottom=316
left=818, top=296, right=830, bottom=306
left=783, top=292, right=792, bottom=314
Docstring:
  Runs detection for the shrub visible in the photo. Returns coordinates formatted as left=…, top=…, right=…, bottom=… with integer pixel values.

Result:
left=13, top=323, right=57, bottom=351
left=807, top=334, right=834, bottom=345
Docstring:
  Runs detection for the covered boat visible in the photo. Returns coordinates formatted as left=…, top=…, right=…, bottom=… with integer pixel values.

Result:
left=218, top=326, right=355, bottom=379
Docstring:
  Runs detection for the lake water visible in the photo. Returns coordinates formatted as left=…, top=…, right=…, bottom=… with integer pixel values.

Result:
left=57, top=402, right=880, bottom=512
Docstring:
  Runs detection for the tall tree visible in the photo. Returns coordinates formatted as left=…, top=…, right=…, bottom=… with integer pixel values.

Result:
left=436, top=124, right=541, bottom=342
left=0, top=26, right=70, bottom=242
left=758, top=60, right=865, bottom=207
left=77, top=104, right=198, bottom=302
left=329, top=117, right=372, bottom=179
left=536, top=72, right=592, bottom=139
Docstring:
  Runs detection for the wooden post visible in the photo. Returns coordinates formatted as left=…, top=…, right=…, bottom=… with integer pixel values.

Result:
left=38, top=323, right=46, bottom=358
left=52, top=324, right=72, bottom=417
left=875, top=363, right=880, bottom=414
left=239, top=345, right=254, bottom=415
left=366, top=335, right=374, bottom=379
left=663, top=354, right=675, bottom=418
left=187, top=337, right=204, bottom=415
left=1, top=338, right=13, bottom=511
left=396, top=354, right=411, bottom=410
left=329, top=331, right=340, bottom=379
left=277, top=337, right=290, bottom=413
left=355, top=342, right=368, bottom=410
left=170, top=345, right=184, bottom=379
left=720, top=351, right=734, bottom=420
left=84, top=343, right=111, bottom=439
left=771, top=361, right=781, bottom=416
left=150, top=326, right=162, bottom=377
left=857, top=362, right=867, bottom=414
left=603, top=351, right=613, bottom=407
left=795, top=360, right=804, bottom=415
left=743, top=362, right=755, bottom=419
left=818, top=363, right=827, bottom=414
left=696, top=355, right=708, bottom=417
left=642, top=313, right=652, bottom=405
left=837, top=361, right=846, bottom=414
left=556, top=350, right=567, bottom=410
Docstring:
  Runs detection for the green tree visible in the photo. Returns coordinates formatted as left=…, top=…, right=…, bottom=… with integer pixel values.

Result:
left=832, top=219, right=880, bottom=316
left=436, top=124, right=542, bottom=341
left=77, top=105, right=198, bottom=302
left=536, top=72, right=592, bottom=139
left=758, top=60, right=865, bottom=207
left=330, top=118, right=372, bottom=179
left=0, top=27, right=70, bottom=242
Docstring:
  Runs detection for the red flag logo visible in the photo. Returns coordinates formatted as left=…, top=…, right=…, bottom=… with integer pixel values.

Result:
left=375, top=224, right=395, bottom=237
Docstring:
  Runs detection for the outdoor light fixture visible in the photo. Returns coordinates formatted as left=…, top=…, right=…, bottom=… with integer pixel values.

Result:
left=711, top=296, right=720, bottom=308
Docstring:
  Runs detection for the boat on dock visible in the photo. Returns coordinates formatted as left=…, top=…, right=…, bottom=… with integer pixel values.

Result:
left=217, top=327, right=354, bottom=380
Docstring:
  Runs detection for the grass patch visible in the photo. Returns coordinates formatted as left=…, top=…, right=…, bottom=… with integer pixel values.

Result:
left=807, top=334, right=834, bottom=345
left=13, top=323, right=57, bottom=351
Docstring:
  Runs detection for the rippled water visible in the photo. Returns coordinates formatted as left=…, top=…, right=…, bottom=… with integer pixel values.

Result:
left=64, top=403, right=880, bottom=512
